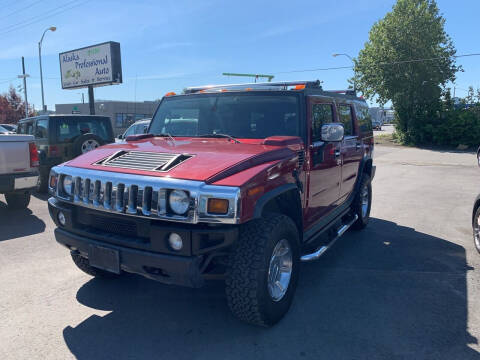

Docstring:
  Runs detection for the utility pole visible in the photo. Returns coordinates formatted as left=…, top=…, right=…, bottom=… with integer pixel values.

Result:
left=222, top=73, right=275, bottom=83
left=17, top=57, right=30, bottom=116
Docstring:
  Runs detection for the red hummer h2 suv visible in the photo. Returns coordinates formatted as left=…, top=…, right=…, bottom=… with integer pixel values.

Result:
left=47, top=81, right=375, bottom=326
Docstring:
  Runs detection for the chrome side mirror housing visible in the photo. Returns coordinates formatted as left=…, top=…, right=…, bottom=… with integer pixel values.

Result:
left=321, top=123, right=344, bottom=142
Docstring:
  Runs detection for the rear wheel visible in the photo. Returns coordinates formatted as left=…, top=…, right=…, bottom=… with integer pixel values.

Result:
left=71, top=252, right=121, bottom=278
left=352, top=174, right=371, bottom=230
left=5, top=191, right=31, bottom=209
left=225, top=214, right=300, bottom=327
left=473, top=206, right=480, bottom=254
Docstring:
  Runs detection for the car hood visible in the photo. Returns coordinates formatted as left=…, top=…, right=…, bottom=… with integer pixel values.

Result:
left=64, top=137, right=299, bottom=184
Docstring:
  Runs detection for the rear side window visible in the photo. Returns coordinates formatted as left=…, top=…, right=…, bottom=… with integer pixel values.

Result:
left=35, top=119, right=49, bottom=139
left=338, top=104, right=354, bottom=136
left=55, top=117, right=112, bottom=143
left=312, top=103, right=334, bottom=141
left=18, top=121, right=34, bottom=135
left=355, top=104, right=372, bottom=132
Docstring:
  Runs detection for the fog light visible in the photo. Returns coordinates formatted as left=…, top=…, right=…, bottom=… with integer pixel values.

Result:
left=58, top=211, right=66, bottom=226
left=168, top=233, right=183, bottom=251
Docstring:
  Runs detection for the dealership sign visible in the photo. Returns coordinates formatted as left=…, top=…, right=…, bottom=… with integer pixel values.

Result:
left=59, top=41, right=122, bottom=89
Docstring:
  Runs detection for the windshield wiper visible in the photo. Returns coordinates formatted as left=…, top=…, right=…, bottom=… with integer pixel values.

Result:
left=153, top=133, right=176, bottom=145
left=197, top=133, right=241, bottom=144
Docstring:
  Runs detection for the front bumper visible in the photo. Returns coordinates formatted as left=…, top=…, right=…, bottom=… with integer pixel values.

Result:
left=54, top=228, right=205, bottom=287
left=48, top=197, right=238, bottom=287
left=0, top=171, right=39, bottom=193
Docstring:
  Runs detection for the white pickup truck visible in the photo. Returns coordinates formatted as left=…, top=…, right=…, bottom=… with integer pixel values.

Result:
left=0, top=134, right=39, bottom=209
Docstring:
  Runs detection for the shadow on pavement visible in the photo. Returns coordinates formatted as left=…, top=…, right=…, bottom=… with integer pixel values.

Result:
left=63, top=218, right=479, bottom=360
left=32, top=191, right=50, bottom=201
left=0, top=201, right=46, bottom=241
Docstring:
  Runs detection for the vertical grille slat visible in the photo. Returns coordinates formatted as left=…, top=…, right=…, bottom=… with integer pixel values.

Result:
left=115, top=183, right=125, bottom=212
left=158, top=189, right=167, bottom=215
left=142, top=186, right=153, bottom=215
left=104, top=182, right=112, bottom=210
left=127, top=185, right=138, bottom=214
left=83, top=178, right=91, bottom=204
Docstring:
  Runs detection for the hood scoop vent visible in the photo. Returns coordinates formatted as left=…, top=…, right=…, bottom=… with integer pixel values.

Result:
left=96, top=151, right=193, bottom=172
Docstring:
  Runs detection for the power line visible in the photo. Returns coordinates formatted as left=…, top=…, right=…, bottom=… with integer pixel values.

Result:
left=0, top=0, right=44, bottom=21
left=0, top=0, right=89, bottom=37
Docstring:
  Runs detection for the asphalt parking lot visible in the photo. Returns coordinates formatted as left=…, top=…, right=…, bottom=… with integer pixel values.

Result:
left=1, top=143, right=480, bottom=360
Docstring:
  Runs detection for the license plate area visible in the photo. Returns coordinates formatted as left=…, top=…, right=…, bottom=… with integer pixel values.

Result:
left=14, top=176, right=38, bottom=189
left=88, top=245, right=120, bottom=274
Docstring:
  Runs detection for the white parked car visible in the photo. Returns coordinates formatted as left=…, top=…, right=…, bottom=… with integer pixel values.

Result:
left=0, top=134, right=39, bottom=209
left=117, top=119, right=151, bottom=141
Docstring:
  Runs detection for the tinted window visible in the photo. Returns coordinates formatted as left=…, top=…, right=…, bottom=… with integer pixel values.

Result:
left=150, top=94, right=300, bottom=139
left=55, top=117, right=112, bottom=143
left=355, top=104, right=372, bottom=133
left=338, top=104, right=354, bottom=136
left=18, top=121, right=34, bottom=135
left=35, top=119, right=49, bottom=139
left=312, top=103, right=334, bottom=141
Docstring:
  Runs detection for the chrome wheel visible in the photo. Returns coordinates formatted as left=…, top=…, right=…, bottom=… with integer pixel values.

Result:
left=474, top=212, right=480, bottom=252
left=361, top=183, right=370, bottom=218
left=267, top=238, right=293, bottom=302
left=81, top=139, right=100, bottom=153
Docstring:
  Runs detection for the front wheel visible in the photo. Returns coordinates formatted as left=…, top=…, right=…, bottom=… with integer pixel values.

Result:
left=225, top=214, right=300, bottom=327
left=352, top=174, right=372, bottom=230
left=5, top=191, right=31, bottom=209
left=472, top=206, right=480, bottom=254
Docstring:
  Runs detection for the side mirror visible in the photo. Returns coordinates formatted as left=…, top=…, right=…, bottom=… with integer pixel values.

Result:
left=321, top=123, right=344, bottom=142
left=117, top=134, right=123, bottom=140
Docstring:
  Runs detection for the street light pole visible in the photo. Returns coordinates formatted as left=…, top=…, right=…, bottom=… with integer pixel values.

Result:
left=333, top=53, right=356, bottom=93
left=38, top=26, right=56, bottom=113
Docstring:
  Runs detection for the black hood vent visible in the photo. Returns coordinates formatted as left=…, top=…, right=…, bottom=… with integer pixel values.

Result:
left=96, top=151, right=192, bottom=172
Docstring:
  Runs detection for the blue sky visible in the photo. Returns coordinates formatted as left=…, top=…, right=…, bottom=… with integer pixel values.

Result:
left=0, top=0, right=478, bottom=110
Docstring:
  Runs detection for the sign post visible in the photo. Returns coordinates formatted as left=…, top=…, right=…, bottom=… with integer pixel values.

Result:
left=88, top=86, right=95, bottom=115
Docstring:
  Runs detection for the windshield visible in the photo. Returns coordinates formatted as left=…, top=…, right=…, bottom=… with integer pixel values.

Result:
left=149, top=94, right=300, bottom=139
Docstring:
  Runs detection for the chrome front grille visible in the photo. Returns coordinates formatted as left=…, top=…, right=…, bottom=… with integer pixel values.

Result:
left=68, top=174, right=185, bottom=221
left=96, top=151, right=192, bottom=172
left=52, top=166, right=240, bottom=224
left=297, top=150, right=305, bottom=168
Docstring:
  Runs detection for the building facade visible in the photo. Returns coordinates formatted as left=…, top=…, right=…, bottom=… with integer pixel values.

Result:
left=55, top=100, right=159, bottom=135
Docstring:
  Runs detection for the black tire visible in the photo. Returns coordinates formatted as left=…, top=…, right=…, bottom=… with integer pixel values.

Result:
left=225, top=213, right=300, bottom=327
left=72, top=134, right=105, bottom=157
left=352, top=174, right=372, bottom=230
left=472, top=206, right=480, bottom=254
left=5, top=191, right=31, bottom=209
left=36, top=172, right=49, bottom=193
left=71, top=252, right=121, bottom=278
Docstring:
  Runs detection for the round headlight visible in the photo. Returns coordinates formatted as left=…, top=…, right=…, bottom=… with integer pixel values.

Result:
left=169, top=190, right=190, bottom=215
left=62, top=175, right=73, bottom=195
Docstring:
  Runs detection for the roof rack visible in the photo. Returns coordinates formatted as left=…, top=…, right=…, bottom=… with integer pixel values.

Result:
left=326, top=89, right=357, bottom=96
left=184, top=80, right=322, bottom=94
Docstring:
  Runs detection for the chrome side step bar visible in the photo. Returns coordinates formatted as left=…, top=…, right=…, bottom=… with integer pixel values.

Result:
left=300, top=214, right=358, bottom=262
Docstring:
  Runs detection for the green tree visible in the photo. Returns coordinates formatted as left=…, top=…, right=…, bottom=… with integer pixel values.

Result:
left=354, top=0, right=459, bottom=144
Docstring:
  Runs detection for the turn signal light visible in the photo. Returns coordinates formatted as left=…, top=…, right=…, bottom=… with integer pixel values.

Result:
left=207, top=198, right=229, bottom=214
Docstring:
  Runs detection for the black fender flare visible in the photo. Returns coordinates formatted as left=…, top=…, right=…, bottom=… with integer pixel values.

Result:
left=253, top=183, right=300, bottom=219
